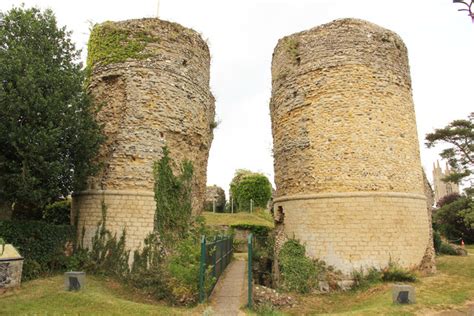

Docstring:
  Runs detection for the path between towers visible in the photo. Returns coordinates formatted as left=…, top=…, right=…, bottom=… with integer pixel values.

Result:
left=207, top=255, right=248, bottom=316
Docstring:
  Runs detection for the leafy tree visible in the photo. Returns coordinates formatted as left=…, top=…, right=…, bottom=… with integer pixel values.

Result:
left=229, top=169, right=272, bottom=211
left=434, top=194, right=474, bottom=243
left=453, top=0, right=474, bottom=23
left=0, top=6, right=103, bottom=219
left=425, top=113, right=473, bottom=188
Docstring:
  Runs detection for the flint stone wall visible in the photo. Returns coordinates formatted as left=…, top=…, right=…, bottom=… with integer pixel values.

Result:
left=270, top=18, right=431, bottom=275
left=73, top=18, right=215, bottom=251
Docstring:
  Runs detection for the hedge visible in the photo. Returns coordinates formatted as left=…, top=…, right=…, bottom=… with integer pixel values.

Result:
left=0, top=220, right=75, bottom=280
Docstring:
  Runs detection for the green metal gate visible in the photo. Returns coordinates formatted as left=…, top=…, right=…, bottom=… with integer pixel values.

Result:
left=199, top=235, right=233, bottom=302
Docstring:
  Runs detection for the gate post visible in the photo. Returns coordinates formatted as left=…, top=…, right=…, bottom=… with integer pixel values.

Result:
left=199, top=235, right=206, bottom=303
left=247, top=233, right=253, bottom=308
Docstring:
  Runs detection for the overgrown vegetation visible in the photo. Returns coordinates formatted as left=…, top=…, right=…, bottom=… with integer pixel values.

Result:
left=278, top=239, right=321, bottom=293
left=229, top=169, right=272, bottom=212
left=42, top=199, right=71, bottom=225
left=0, top=6, right=103, bottom=219
left=351, top=262, right=416, bottom=290
left=285, top=37, right=300, bottom=65
left=87, top=21, right=156, bottom=69
left=433, top=193, right=474, bottom=244
left=0, top=220, right=74, bottom=280
left=153, top=147, right=193, bottom=243
left=66, top=149, right=212, bottom=306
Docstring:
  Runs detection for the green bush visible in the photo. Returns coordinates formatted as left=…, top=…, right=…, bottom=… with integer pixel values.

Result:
left=433, top=230, right=442, bottom=254
left=352, top=267, right=382, bottom=289
left=229, top=170, right=272, bottom=211
left=43, top=200, right=71, bottom=225
left=0, top=220, right=75, bottom=280
left=434, top=195, right=474, bottom=243
left=382, top=263, right=416, bottom=282
left=278, top=239, right=319, bottom=293
left=438, top=242, right=458, bottom=255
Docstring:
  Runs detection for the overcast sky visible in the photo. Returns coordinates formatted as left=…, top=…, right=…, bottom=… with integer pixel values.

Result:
left=2, top=0, right=473, bottom=195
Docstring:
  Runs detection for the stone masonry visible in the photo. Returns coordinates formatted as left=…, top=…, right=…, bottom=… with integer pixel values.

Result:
left=73, top=18, right=215, bottom=251
left=270, top=19, right=431, bottom=275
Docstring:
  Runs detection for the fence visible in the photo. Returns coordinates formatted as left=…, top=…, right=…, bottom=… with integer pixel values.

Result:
left=199, top=234, right=233, bottom=302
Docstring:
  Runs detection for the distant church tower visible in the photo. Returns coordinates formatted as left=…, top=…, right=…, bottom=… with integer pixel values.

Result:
left=432, top=160, right=460, bottom=203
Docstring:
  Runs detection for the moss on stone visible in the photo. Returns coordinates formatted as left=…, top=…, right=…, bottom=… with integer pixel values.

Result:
left=86, top=21, right=158, bottom=69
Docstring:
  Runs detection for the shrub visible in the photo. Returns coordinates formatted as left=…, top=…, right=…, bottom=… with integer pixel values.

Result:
left=438, top=242, right=458, bottom=255
left=352, top=267, right=382, bottom=289
left=0, top=220, right=74, bottom=280
left=43, top=200, right=71, bottom=225
left=434, top=195, right=474, bottom=243
left=278, top=239, right=319, bottom=293
left=433, top=230, right=442, bottom=254
left=229, top=169, right=272, bottom=211
left=381, top=262, right=416, bottom=282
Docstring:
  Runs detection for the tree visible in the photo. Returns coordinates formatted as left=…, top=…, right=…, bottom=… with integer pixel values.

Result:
left=434, top=195, right=474, bottom=243
left=229, top=169, right=272, bottom=211
left=453, top=0, right=474, bottom=23
left=425, top=113, right=474, bottom=188
left=0, top=7, right=103, bottom=219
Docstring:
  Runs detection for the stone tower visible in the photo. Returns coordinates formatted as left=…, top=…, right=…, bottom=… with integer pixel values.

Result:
left=73, top=18, right=215, bottom=251
left=270, top=19, right=430, bottom=275
left=432, top=160, right=460, bottom=203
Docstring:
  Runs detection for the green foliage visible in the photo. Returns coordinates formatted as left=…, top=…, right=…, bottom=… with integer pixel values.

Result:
left=154, top=147, right=193, bottom=243
left=437, top=193, right=462, bottom=208
left=352, top=263, right=415, bottom=290
left=230, top=224, right=272, bottom=237
left=0, top=220, right=74, bottom=280
left=438, top=242, right=459, bottom=256
left=381, top=262, right=417, bottom=282
left=278, top=239, right=319, bottom=293
left=0, top=6, right=103, bottom=219
left=434, top=194, right=474, bottom=243
left=425, top=112, right=474, bottom=186
left=0, top=237, right=4, bottom=255
left=229, top=169, right=272, bottom=212
left=433, top=230, right=443, bottom=254
left=86, top=200, right=130, bottom=278
left=87, top=21, right=156, bottom=69
left=285, top=37, right=300, bottom=64
left=351, top=268, right=382, bottom=290
left=42, top=200, right=71, bottom=225
left=166, top=235, right=203, bottom=305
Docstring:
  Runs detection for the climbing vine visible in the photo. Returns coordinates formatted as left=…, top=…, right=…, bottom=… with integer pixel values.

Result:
left=153, top=146, right=194, bottom=243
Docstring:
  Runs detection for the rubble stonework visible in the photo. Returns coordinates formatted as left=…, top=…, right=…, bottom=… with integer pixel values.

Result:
left=270, top=19, right=431, bottom=275
left=73, top=18, right=215, bottom=251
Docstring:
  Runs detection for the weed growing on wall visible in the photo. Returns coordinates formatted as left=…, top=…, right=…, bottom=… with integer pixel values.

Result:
left=153, top=146, right=193, bottom=243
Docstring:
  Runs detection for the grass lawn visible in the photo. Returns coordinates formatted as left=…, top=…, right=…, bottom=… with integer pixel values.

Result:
left=272, top=245, right=474, bottom=315
left=202, top=209, right=274, bottom=228
left=0, top=275, right=204, bottom=315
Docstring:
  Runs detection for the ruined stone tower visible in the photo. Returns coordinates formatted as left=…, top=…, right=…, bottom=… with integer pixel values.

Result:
left=270, top=19, right=430, bottom=275
left=73, top=18, right=215, bottom=250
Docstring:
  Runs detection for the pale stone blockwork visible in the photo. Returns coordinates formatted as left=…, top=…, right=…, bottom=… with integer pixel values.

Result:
left=73, top=18, right=215, bottom=252
left=73, top=190, right=155, bottom=251
left=274, top=192, right=429, bottom=274
left=270, top=18, right=432, bottom=275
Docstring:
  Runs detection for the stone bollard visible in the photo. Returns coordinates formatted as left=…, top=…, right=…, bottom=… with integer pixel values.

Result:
left=392, top=284, right=416, bottom=304
left=65, top=271, right=86, bottom=291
